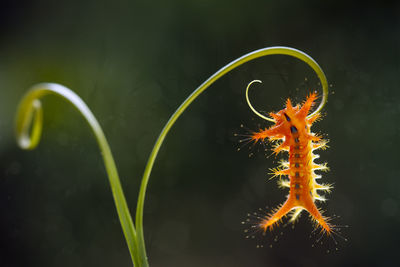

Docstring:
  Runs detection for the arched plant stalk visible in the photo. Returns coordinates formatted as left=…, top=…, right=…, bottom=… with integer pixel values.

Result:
left=15, top=84, right=140, bottom=266
left=15, top=46, right=328, bottom=267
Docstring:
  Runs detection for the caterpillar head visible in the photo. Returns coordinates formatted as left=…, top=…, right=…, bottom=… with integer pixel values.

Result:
left=264, top=93, right=319, bottom=140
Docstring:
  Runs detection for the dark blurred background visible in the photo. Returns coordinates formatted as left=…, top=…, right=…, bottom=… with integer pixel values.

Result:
left=0, top=0, right=399, bottom=266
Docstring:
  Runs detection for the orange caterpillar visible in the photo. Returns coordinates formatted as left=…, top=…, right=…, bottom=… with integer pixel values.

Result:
left=251, top=93, right=335, bottom=235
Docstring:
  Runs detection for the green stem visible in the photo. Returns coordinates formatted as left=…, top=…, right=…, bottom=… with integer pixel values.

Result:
left=15, top=83, right=140, bottom=267
left=135, top=46, right=329, bottom=264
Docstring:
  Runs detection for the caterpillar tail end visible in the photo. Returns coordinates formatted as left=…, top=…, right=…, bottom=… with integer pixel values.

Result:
left=314, top=215, right=333, bottom=235
left=307, top=204, right=333, bottom=235
left=260, top=199, right=294, bottom=231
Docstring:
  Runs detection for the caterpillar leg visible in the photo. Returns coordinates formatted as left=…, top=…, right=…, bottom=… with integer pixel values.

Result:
left=289, top=208, right=303, bottom=223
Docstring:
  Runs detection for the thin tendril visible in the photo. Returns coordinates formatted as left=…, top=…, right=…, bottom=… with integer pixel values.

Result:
left=245, top=80, right=274, bottom=122
left=136, top=46, right=329, bottom=263
left=15, top=83, right=140, bottom=267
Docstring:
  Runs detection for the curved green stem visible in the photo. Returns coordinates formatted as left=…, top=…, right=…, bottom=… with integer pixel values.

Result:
left=135, top=46, right=329, bottom=262
left=15, top=83, right=140, bottom=267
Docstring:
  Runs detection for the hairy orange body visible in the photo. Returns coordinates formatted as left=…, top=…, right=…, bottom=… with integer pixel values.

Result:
left=252, top=93, right=333, bottom=234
